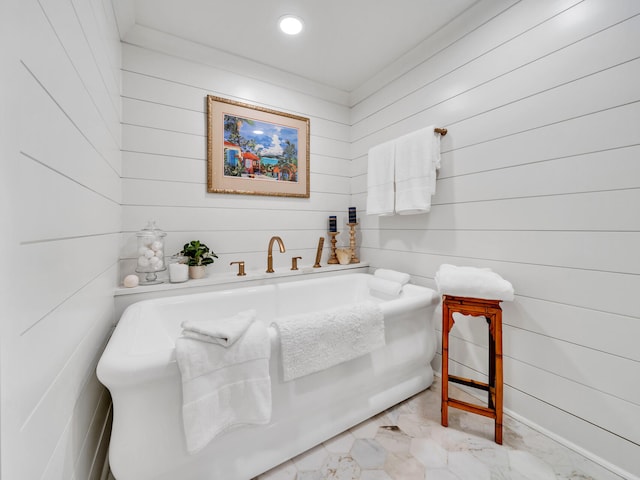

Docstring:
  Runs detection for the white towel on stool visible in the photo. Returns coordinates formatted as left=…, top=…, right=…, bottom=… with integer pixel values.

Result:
left=175, top=317, right=271, bottom=454
left=366, top=140, right=396, bottom=215
left=395, top=126, right=441, bottom=214
left=435, top=264, right=514, bottom=301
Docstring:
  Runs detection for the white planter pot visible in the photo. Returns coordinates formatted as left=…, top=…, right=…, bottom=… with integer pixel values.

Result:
left=189, top=265, right=206, bottom=279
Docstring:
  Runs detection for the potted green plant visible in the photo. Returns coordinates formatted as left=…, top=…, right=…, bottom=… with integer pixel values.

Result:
left=180, top=240, right=218, bottom=279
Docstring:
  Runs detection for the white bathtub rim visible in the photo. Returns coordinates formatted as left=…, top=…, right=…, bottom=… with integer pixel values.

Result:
left=97, top=274, right=437, bottom=388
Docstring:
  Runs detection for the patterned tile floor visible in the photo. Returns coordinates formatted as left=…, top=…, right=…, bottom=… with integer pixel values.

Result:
left=255, top=378, right=626, bottom=480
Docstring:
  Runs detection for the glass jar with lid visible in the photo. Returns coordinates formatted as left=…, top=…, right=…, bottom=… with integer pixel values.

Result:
left=135, top=221, right=167, bottom=285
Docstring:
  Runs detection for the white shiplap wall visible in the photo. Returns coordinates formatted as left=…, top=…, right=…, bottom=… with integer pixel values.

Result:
left=119, top=29, right=353, bottom=278
left=350, top=0, right=640, bottom=477
left=2, top=0, right=122, bottom=478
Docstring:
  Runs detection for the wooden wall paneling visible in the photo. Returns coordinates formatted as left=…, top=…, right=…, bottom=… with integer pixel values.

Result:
left=16, top=234, right=118, bottom=341
left=70, top=0, right=122, bottom=110
left=122, top=151, right=206, bottom=184
left=21, top=0, right=120, bottom=173
left=441, top=102, right=640, bottom=178
left=350, top=101, right=640, bottom=186
left=39, top=0, right=121, bottom=142
left=18, top=267, right=116, bottom=431
left=356, top=189, right=640, bottom=232
left=122, top=44, right=350, bottom=123
left=122, top=124, right=205, bottom=159
left=122, top=205, right=341, bottom=234
left=351, top=0, right=640, bottom=142
left=505, top=358, right=640, bottom=445
left=435, top=147, right=640, bottom=204
left=19, top=48, right=121, bottom=202
left=122, top=70, right=349, bottom=144
left=20, top=330, right=113, bottom=480
left=504, top=326, right=639, bottom=403
left=122, top=96, right=206, bottom=136
left=502, top=298, right=639, bottom=362
left=19, top=155, right=120, bottom=242
left=350, top=0, right=579, bottom=118
left=351, top=56, right=640, bottom=161
left=364, top=228, right=640, bottom=274
left=121, top=178, right=347, bottom=211
left=124, top=25, right=349, bottom=106
left=504, top=386, right=640, bottom=477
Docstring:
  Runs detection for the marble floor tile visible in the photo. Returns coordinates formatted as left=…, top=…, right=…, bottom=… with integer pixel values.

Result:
left=325, top=431, right=357, bottom=454
left=255, top=379, right=627, bottom=480
left=320, top=454, right=361, bottom=480
left=351, top=439, right=387, bottom=469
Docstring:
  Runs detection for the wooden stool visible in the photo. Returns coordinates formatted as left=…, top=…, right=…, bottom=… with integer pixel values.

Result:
left=441, top=295, right=503, bottom=444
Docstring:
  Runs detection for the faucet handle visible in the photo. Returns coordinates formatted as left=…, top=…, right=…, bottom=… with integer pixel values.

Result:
left=291, top=256, right=302, bottom=271
left=230, top=261, right=246, bottom=276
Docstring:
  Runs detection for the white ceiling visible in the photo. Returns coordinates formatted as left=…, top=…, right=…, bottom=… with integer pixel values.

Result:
left=123, top=0, right=479, bottom=92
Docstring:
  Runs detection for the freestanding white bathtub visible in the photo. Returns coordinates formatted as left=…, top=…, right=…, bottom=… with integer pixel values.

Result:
left=97, top=273, right=438, bottom=480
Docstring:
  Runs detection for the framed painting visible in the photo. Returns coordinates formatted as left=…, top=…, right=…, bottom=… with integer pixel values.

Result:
left=207, top=95, right=310, bottom=198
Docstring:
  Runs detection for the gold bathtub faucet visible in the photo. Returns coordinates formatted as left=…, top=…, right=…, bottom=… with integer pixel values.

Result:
left=266, top=236, right=286, bottom=273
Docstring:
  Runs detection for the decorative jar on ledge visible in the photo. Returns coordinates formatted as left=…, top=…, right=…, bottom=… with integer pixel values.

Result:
left=135, top=221, right=166, bottom=285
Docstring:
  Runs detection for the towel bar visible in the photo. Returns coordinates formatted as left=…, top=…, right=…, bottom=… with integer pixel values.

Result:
left=434, top=127, right=447, bottom=136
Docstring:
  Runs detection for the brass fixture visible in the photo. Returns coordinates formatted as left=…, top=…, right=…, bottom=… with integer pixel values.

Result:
left=434, top=127, right=447, bottom=136
left=291, top=256, right=302, bottom=271
left=266, top=236, right=286, bottom=273
left=313, top=237, right=324, bottom=268
left=230, top=261, right=246, bottom=276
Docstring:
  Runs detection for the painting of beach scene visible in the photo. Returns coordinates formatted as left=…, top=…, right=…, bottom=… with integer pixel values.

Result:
left=207, top=95, right=310, bottom=198
left=223, top=115, right=299, bottom=182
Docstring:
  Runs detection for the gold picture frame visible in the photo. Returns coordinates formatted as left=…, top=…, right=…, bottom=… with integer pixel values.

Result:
left=206, top=95, right=310, bottom=198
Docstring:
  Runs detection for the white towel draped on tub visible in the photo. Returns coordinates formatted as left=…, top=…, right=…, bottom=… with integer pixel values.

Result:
left=181, top=309, right=256, bottom=346
left=272, top=302, right=385, bottom=381
left=366, top=140, right=396, bottom=215
left=395, top=126, right=441, bottom=215
left=175, top=310, right=271, bottom=454
left=435, top=264, right=515, bottom=301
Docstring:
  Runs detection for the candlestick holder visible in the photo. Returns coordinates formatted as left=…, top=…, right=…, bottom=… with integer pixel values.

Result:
left=327, top=232, right=340, bottom=264
left=347, top=223, right=360, bottom=264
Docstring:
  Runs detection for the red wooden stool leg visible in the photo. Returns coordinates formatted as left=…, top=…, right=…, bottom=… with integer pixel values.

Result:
left=441, top=300, right=451, bottom=427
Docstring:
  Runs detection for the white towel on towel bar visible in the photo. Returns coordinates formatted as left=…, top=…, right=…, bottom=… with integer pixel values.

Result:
left=366, top=140, right=396, bottom=215
left=175, top=316, right=271, bottom=454
left=435, top=264, right=515, bottom=301
left=395, top=126, right=441, bottom=214
left=272, top=302, right=385, bottom=381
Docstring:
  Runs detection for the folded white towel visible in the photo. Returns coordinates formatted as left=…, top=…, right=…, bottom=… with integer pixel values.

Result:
left=374, top=268, right=411, bottom=285
left=368, top=277, right=403, bottom=297
left=181, top=309, right=256, bottom=347
left=366, top=140, right=396, bottom=215
left=272, top=302, right=385, bottom=382
left=395, top=126, right=441, bottom=215
left=175, top=320, right=271, bottom=454
left=435, top=264, right=514, bottom=302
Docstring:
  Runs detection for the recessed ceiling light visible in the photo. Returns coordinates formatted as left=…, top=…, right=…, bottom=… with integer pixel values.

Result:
left=278, top=15, right=304, bottom=35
